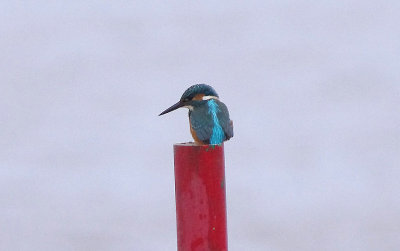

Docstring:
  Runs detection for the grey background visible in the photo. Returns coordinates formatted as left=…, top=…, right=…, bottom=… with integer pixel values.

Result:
left=1, top=1, right=400, bottom=250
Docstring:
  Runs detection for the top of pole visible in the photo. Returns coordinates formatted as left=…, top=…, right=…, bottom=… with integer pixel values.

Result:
left=173, top=142, right=224, bottom=147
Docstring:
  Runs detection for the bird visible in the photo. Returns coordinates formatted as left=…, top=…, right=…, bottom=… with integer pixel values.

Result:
left=159, top=84, right=233, bottom=145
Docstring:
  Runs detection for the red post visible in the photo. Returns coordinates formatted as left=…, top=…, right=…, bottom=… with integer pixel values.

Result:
left=174, top=143, right=228, bottom=251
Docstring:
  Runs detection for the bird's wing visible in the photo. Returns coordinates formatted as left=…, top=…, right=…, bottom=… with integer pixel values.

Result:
left=190, top=108, right=214, bottom=143
left=216, top=101, right=234, bottom=140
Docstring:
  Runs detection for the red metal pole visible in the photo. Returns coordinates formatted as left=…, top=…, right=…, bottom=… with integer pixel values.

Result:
left=174, top=143, right=228, bottom=251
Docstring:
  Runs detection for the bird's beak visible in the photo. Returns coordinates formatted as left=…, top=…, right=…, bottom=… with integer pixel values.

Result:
left=159, top=101, right=184, bottom=116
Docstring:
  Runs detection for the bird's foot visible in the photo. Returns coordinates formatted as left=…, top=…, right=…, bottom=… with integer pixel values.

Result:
left=205, top=144, right=221, bottom=151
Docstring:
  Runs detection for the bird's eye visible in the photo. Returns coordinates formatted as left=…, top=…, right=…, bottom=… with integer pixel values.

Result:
left=183, top=98, right=189, bottom=102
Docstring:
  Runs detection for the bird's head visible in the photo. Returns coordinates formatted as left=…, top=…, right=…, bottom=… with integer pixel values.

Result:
left=159, top=84, right=219, bottom=116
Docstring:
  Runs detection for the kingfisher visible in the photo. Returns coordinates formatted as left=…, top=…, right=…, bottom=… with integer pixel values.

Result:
left=159, top=84, right=233, bottom=145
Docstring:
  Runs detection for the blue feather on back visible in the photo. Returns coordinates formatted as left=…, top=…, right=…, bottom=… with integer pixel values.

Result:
left=208, top=100, right=225, bottom=145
